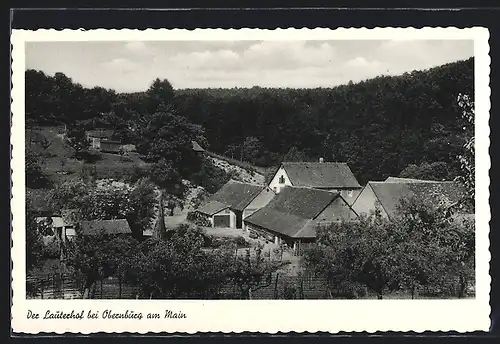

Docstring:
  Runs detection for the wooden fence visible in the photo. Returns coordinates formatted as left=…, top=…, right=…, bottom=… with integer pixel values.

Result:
left=26, top=273, right=139, bottom=299
left=26, top=272, right=473, bottom=300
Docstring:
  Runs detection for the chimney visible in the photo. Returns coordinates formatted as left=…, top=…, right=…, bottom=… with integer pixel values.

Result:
left=319, top=157, right=324, bottom=163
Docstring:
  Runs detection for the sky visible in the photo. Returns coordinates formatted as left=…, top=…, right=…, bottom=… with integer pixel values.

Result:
left=25, top=40, right=474, bottom=92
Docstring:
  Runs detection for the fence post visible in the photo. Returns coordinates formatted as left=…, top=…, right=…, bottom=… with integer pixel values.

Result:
left=48, top=274, right=52, bottom=299
left=274, top=273, right=279, bottom=299
left=119, top=276, right=122, bottom=299
left=300, top=274, right=304, bottom=299
left=40, top=277, right=44, bottom=300
left=61, top=274, right=65, bottom=299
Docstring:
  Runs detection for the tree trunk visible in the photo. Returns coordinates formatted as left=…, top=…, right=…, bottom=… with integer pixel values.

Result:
left=377, top=292, right=383, bottom=300
left=411, top=285, right=416, bottom=300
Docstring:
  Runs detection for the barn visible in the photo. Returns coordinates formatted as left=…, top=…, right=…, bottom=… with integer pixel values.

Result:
left=243, top=186, right=359, bottom=250
left=196, top=180, right=275, bottom=229
left=352, top=179, right=471, bottom=220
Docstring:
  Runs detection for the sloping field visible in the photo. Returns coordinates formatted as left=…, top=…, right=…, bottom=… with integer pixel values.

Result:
left=27, top=126, right=148, bottom=183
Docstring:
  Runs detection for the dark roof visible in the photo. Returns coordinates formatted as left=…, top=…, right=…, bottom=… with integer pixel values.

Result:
left=87, top=129, right=114, bottom=139
left=281, top=162, right=361, bottom=189
left=265, top=186, right=338, bottom=218
left=385, top=177, right=443, bottom=183
left=244, top=186, right=341, bottom=238
left=101, top=139, right=121, bottom=145
left=197, top=200, right=229, bottom=216
left=192, top=141, right=205, bottom=152
left=369, top=181, right=469, bottom=218
left=80, top=219, right=131, bottom=235
left=245, top=208, right=312, bottom=238
left=208, top=180, right=264, bottom=211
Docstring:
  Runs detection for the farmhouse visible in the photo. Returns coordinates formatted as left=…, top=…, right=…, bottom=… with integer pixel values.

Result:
left=352, top=180, right=470, bottom=220
left=196, top=180, right=275, bottom=229
left=80, top=219, right=132, bottom=237
left=243, top=186, right=359, bottom=250
left=86, top=129, right=113, bottom=149
left=268, top=160, right=362, bottom=203
left=86, top=129, right=122, bottom=153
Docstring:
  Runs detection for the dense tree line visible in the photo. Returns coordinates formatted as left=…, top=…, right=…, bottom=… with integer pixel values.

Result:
left=26, top=57, right=473, bottom=185
left=173, top=58, right=473, bottom=183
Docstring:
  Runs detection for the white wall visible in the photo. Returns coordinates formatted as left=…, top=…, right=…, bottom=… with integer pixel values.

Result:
left=65, top=227, right=76, bottom=241
left=212, top=208, right=237, bottom=228
left=268, top=166, right=292, bottom=194
left=243, top=187, right=275, bottom=220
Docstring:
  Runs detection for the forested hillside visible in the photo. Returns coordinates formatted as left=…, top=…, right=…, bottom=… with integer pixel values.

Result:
left=25, top=57, right=473, bottom=185
left=173, top=58, right=474, bottom=183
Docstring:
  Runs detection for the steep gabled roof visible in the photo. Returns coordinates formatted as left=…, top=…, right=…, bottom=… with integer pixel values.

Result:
left=265, top=186, right=338, bottom=219
left=385, top=177, right=443, bottom=183
left=245, top=208, right=312, bottom=238
left=369, top=181, right=469, bottom=218
left=80, top=219, right=131, bottom=236
left=281, top=162, right=361, bottom=189
left=208, top=180, right=264, bottom=211
left=244, top=186, right=342, bottom=238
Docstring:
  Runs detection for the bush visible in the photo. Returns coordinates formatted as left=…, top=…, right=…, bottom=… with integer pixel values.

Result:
left=233, top=236, right=251, bottom=248
left=43, top=236, right=61, bottom=259
left=77, top=149, right=102, bottom=163
left=125, top=164, right=150, bottom=184
left=190, top=190, right=210, bottom=209
left=283, top=283, right=297, bottom=299
left=190, top=158, right=231, bottom=194
left=186, top=211, right=211, bottom=227
left=203, top=235, right=251, bottom=249
left=119, top=155, right=133, bottom=163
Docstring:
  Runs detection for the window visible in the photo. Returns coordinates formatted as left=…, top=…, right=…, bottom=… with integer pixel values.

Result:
left=279, top=175, right=285, bottom=184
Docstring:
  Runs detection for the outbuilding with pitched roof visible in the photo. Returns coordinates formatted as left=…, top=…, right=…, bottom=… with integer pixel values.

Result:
left=196, top=180, right=275, bottom=229
left=352, top=180, right=470, bottom=220
left=243, top=186, right=358, bottom=250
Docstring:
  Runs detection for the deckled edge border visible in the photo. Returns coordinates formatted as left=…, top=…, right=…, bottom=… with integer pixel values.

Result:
left=10, top=27, right=492, bottom=335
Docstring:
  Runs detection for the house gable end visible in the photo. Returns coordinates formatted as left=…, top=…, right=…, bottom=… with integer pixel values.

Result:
left=268, top=165, right=293, bottom=193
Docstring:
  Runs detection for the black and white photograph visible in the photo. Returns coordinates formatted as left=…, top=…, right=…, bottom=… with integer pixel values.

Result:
left=11, top=27, right=490, bottom=333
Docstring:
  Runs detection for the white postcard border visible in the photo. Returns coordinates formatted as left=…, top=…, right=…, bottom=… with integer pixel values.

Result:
left=11, top=27, right=491, bottom=334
